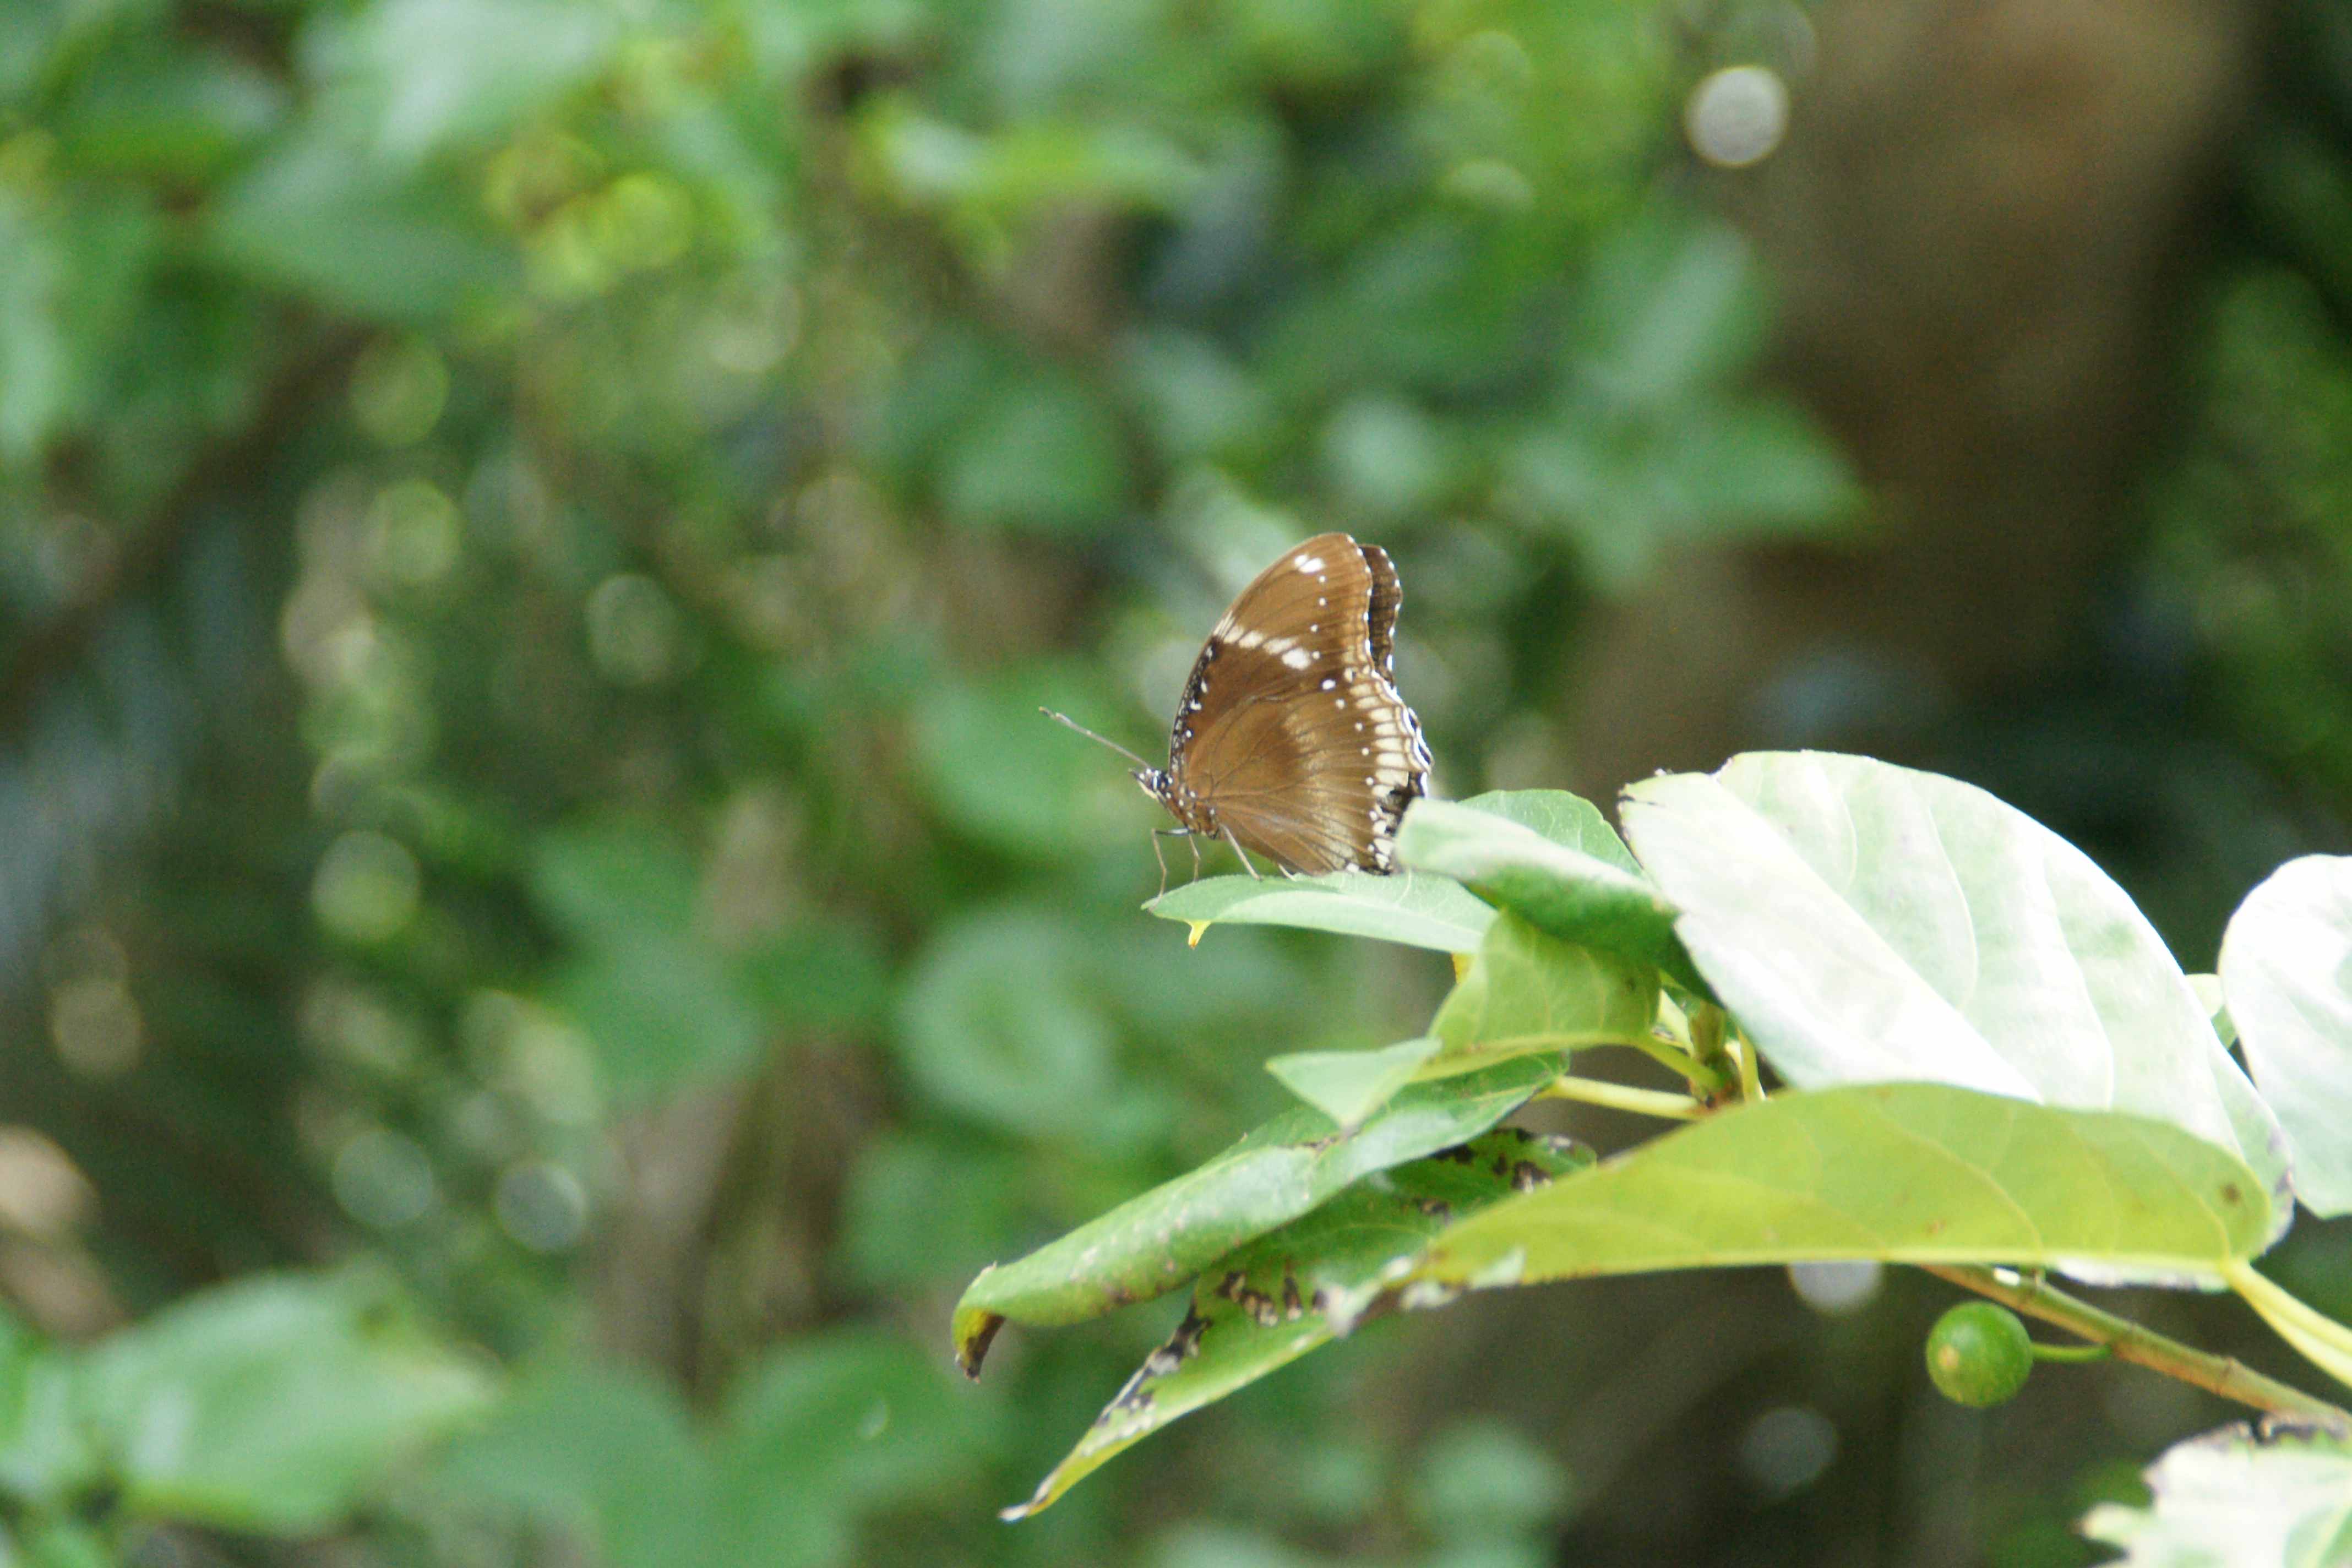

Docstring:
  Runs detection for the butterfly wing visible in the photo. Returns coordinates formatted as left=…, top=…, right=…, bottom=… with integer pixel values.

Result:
left=1166, top=533, right=1431, bottom=874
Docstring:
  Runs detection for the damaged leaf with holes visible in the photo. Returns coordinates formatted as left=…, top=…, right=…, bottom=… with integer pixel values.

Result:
left=952, top=1052, right=1566, bottom=1371
left=1001, top=1126, right=1593, bottom=1520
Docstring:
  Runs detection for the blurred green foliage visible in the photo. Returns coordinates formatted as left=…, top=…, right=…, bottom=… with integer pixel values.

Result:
left=2, top=0, right=2350, bottom=1563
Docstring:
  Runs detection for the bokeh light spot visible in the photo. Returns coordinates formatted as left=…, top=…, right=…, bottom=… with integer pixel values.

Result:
left=1686, top=64, right=1789, bottom=168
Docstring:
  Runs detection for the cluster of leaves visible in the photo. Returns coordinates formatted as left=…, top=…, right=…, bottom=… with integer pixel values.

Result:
left=960, top=754, right=2352, bottom=1556
left=0, top=0, right=1875, bottom=1564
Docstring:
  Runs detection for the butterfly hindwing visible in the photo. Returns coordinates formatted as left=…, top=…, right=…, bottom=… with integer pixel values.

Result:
left=1164, top=533, right=1430, bottom=874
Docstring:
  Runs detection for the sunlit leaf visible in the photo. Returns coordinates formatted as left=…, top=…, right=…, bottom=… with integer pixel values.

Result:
left=1411, top=1084, right=2272, bottom=1292
left=1264, top=1036, right=1440, bottom=1126
left=1397, top=796, right=1703, bottom=992
left=1427, top=911, right=1657, bottom=1074
left=1620, top=754, right=2261, bottom=1174
left=2081, top=1422, right=2352, bottom=1566
left=1146, top=870, right=1494, bottom=953
left=2219, top=854, right=2352, bottom=1216
left=1001, top=1128, right=1589, bottom=1520
left=952, top=1053, right=1565, bottom=1372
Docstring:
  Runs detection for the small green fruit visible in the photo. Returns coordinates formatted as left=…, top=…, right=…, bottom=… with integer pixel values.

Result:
left=1925, top=1303, right=2033, bottom=1407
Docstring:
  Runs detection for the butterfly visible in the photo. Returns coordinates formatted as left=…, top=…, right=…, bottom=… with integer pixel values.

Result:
left=1047, top=532, right=1433, bottom=883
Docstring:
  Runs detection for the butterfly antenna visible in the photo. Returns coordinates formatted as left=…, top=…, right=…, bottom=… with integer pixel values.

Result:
left=1039, top=708, right=1155, bottom=771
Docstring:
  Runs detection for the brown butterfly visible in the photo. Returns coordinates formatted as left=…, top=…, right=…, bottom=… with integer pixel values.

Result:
left=1048, top=532, right=1433, bottom=881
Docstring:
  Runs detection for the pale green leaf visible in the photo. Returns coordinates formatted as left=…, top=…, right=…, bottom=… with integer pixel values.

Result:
left=81, top=1274, right=493, bottom=1535
left=952, top=1053, right=1564, bottom=1371
left=1397, top=798, right=1703, bottom=993
left=2081, top=1423, right=2352, bottom=1566
left=1147, top=870, right=1494, bottom=954
left=2219, top=855, right=2352, bottom=1216
left=1001, top=1128, right=1589, bottom=1520
left=1413, top=1084, right=2272, bottom=1291
left=1428, top=911, right=1657, bottom=1074
left=1265, top=1036, right=1440, bottom=1126
left=1453, top=788, right=1639, bottom=875
left=1620, top=754, right=2257, bottom=1172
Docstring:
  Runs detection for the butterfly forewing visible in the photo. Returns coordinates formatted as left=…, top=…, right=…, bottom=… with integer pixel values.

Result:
left=1162, top=533, right=1431, bottom=874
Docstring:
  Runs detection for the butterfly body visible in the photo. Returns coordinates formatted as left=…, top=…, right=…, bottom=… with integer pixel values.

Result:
left=1131, top=533, right=1432, bottom=876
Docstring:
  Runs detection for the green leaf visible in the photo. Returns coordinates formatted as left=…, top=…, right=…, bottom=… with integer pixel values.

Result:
left=437, top=1359, right=710, bottom=1568
left=1265, top=1036, right=1441, bottom=1126
left=80, top=1273, right=493, bottom=1535
left=2219, top=855, right=2352, bottom=1216
left=952, top=1053, right=1566, bottom=1372
left=1146, top=870, right=1495, bottom=954
left=2081, top=1423, right=2352, bottom=1566
left=1620, top=754, right=2262, bottom=1171
left=1411, top=1084, right=2273, bottom=1293
left=551, top=937, right=763, bottom=1102
left=307, top=0, right=620, bottom=164
left=1454, top=789, right=1641, bottom=873
left=0, top=1312, right=97, bottom=1508
left=206, top=134, right=516, bottom=323
left=1428, top=912, right=1657, bottom=1074
left=1397, top=797, right=1705, bottom=993
left=895, top=907, right=1124, bottom=1140
left=715, top=1328, right=995, bottom=1540
left=1000, top=1128, right=1589, bottom=1520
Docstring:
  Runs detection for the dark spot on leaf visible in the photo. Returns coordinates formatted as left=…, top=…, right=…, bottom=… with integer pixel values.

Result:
left=1433, top=1144, right=1478, bottom=1164
left=956, top=1312, right=1005, bottom=1379
left=1418, top=1197, right=1453, bottom=1221
left=2221, top=1183, right=2242, bottom=1205
left=1510, top=1160, right=1550, bottom=1192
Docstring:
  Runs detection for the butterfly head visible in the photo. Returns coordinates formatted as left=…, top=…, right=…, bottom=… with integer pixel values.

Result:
left=1132, top=765, right=1171, bottom=804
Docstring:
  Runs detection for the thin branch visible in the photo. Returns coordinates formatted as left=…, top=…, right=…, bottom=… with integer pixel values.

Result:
left=1539, top=1074, right=1704, bottom=1120
left=1925, top=1263, right=2352, bottom=1433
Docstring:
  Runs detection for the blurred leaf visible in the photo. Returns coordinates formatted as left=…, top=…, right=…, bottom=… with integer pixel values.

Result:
left=307, top=0, right=620, bottom=165
left=438, top=1359, right=709, bottom=1568
left=0, top=188, right=160, bottom=466
left=207, top=133, right=517, bottom=323
left=551, top=934, right=763, bottom=1102
left=1398, top=797, right=1702, bottom=994
left=1428, top=912, right=1657, bottom=1075
left=1147, top=870, right=1495, bottom=953
left=895, top=905, right=1128, bottom=1140
left=79, top=1273, right=493, bottom=1534
left=1265, top=1036, right=1440, bottom=1126
left=53, top=42, right=285, bottom=179
left=1412, top=1419, right=1572, bottom=1538
left=953, top=1053, right=1566, bottom=1371
left=835, top=1130, right=1030, bottom=1291
left=939, top=365, right=1131, bottom=532
left=913, top=667, right=1145, bottom=860
left=530, top=820, right=701, bottom=942
left=735, top=924, right=891, bottom=1035
left=715, top=1327, right=995, bottom=1537
left=0, top=1311, right=97, bottom=1509
left=1412, top=1084, right=2274, bottom=1292
left=2081, top=1422, right=2352, bottom=1566
left=1620, top=754, right=2263, bottom=1169
left=1001, top=1128, right=1588, bottom=1520
left=2219, top=855, right=2352, bottom=1215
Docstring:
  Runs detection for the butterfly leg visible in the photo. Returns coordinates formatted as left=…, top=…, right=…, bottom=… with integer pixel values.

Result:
left=1150, top=827, right=1191, bottom=897
left=1221, top=824, right=1261, bottom=880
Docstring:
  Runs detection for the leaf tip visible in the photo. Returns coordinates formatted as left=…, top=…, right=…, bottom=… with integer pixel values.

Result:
left=952, top=1306, right=1005, bottom=1378
left=1186, top=921, right=1208, bottom=948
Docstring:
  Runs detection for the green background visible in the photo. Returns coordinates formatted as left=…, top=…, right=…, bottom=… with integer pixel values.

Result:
left=3, top=0, right=2350, bottom=1562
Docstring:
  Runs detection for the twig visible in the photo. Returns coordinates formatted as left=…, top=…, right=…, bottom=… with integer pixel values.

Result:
left=1539, top=1075, right=1704, bottom=1120
left=1925, top=1264, right=2352, bottom=1433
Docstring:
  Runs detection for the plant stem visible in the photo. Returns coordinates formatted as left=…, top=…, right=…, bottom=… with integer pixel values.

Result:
left=1620, top=1034, right=1727, bottom=1095
left=1925, top=1264, right=2352, bottom=1433
left=2028, top=1342, right=2111, bottom=1364
left=1540, top=1075, right=1703, bottom=1120
left=1732, top=1030, right=1764, bottom=1103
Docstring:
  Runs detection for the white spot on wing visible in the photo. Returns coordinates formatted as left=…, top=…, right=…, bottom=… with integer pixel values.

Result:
left=1282, top=647, right=1313, bottom=670
left=1294, top=554, right=1326, bottom=573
